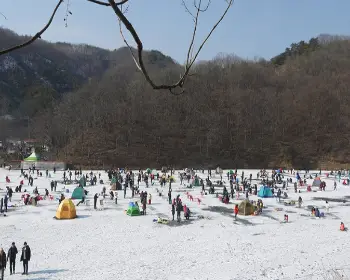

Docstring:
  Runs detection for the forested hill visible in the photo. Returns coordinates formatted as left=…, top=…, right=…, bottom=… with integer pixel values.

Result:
left=0, top=27, right=175, bottom=118
left=1, top=27, right=350, bottom=169
left=33, top=36, right=350, bottom=169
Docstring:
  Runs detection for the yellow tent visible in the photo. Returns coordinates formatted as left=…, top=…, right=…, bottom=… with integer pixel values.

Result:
left=56, top=198, right=77, bottom=219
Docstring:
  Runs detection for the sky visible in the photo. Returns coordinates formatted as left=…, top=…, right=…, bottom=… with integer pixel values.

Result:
left=1, top=0, right=350, bottom=63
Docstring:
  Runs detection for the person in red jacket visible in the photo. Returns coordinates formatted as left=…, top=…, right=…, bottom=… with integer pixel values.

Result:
left=234, top=204, right=239, bottom=219
left=340, top=222, right=345, bottom=231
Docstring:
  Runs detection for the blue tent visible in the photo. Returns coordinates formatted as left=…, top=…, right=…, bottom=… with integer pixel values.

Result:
left=258, top=186, right=274, bottom=198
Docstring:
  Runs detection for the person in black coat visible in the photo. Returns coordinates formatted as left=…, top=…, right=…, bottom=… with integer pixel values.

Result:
left=176, top=201, right=182, bottom=223
left=3, top=195, right=8, bottom=213
left=93, top=193, right=98, bottom=209
left=7, top=242, right=18, bottom=275
left=20, top=242, right=31, bottom=275
left=0, top=248, right=6, bottom=279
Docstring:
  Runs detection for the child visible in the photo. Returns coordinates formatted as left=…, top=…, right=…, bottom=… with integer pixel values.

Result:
left=234, top=204, right=239, bottom=219
left=325, top=201, right=329, bottom=212
left=184, top=207, right=190, bottom=220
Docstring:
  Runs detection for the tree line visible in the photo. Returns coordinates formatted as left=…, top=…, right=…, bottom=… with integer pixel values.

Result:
left=30, top=39, right=350, bottom=169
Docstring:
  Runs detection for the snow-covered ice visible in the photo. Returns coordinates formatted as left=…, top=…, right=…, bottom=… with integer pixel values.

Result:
left=1, top=168, right=350, bottom=280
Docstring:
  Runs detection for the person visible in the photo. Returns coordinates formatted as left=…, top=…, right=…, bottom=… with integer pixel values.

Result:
left=114, top=191, right=118, bottom=204
left=234, top=204, right=239, bottom=219
left=0, top=198, right=3, bottom=214
left=20, top=242, right=31, bottom=275
left=0, top=248, right=6, bottom=280
left=298, top=196, right=303, bottom=208
left=315, top=208, right=320, bottom=218
left=340, top=222, right=345, bottom=231
left=93, top=193, right=98, bottom=209
left=176, top=201, right=182, bottom=222
left=3, top=195, right=8, bottom=213
left=7, top=242, right=18, bottom=275
left=142, top=200, right=146, bottom=215
left=171, top=203, right=175, bottom=221
left=58, top=194, right=65, bottom=205
left=168, top=190, right=172, bottom=204
left=325, top=201, right=330, bottom=212
left=184, top=206, right=190, bottom=220
left=76, top=189, right=86, bottom=206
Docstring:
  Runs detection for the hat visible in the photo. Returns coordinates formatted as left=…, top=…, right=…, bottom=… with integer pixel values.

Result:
left=24, top=242, right=27, bottom=245
left=12, top=242, right=15, bottom=245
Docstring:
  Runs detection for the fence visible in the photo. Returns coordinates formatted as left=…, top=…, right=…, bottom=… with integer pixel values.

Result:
left=20, top=161, right=66, bottom=170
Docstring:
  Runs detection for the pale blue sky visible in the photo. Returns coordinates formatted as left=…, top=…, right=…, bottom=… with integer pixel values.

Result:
left=1, top=0, right=349, bottom=62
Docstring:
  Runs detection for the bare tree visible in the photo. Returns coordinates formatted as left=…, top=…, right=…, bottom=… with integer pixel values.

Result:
left=0, top=0, right=233, bottom=94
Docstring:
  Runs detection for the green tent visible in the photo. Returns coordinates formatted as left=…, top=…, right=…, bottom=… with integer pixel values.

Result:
left=79, top=176, right=86, bottom=187
left=71, top=187, right=84, bottom=200
left=229, top=170, right=234, bottom=174
left=126, top=202, right=140, bottom=216
left=194, top=177, right=200, bottom=186
left=24, top=152, right=39, bottom=162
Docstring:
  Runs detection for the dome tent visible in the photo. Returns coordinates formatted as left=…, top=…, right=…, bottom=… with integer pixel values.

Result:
left=55, top=199, right=77, bottom=219
left=24, top=152, right=39, bottom=162
left=126, top=202, right=140, bottom=216
left=238, top=200, right=256, bottom=216
left=71, top=187, right=84, bottom=200
left=258, top=186, right=274, bottom=198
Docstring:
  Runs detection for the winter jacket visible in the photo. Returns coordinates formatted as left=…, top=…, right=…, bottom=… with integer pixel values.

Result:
left=7, top=246, right=18, bottom=261
left=0, top=251, right=6, bottom=268
left=20, top=245, right=31, bottom=262
left=176, top=203, right=182, bottom=213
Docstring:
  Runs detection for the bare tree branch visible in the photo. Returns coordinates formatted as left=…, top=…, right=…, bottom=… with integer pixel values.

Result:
left=182, top=0, right=234, bottom=81
left=185, top=0, right=203, bottom=67
left=109, top=0, right=178, bottom=90
left=118, top=5, right=141, bottom=70
left=0, top=12, right=7, bottom=20
left=194, top=0, right=211, bottom=12
left=64, top=0, right=72, bottom=28
left=181, top=1, right=196, bottom=22
left=110, top=0, right=233, bottom=93
left=0, top=0, right=63, bottom=56
left=86, top=0, right=129, bottom=6
left=0, top=0, right=233, bottom=94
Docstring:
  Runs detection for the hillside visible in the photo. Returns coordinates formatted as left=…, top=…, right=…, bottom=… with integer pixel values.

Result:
left=29, top=37, right=350, bottom=169
left=0, top=28, right=176, bottom=118
left=2, top=28, right=350, bottom=169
